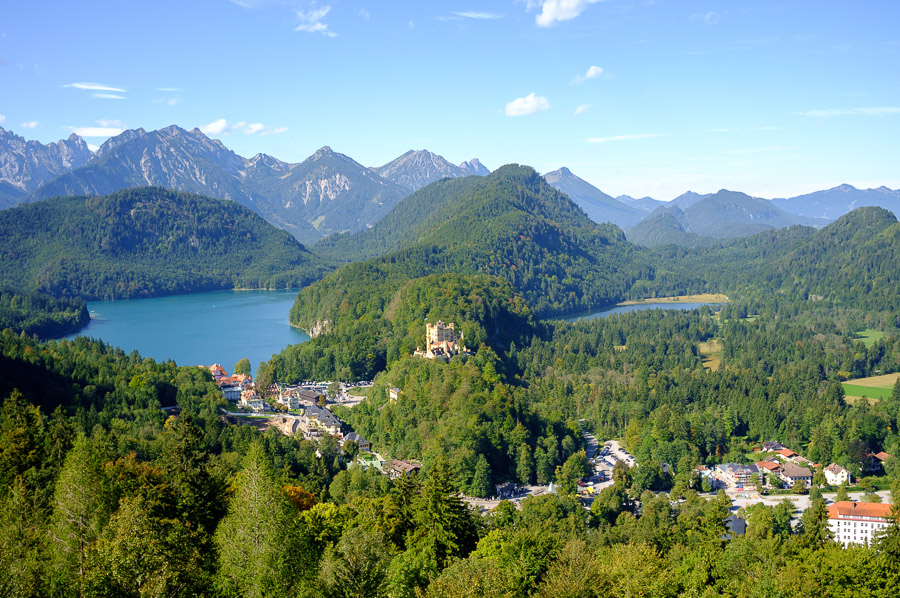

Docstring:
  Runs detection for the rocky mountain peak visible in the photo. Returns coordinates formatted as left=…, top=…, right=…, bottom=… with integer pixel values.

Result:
left=459, top=158, right=490, bottom=176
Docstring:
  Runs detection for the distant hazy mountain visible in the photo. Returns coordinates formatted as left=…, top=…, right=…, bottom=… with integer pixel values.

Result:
left=275, top=146, right=408, bottom=240
left=772, top=184, right=900, bottom=221
left=628, top=189, right=825, bottom=246
left=373, top=149, right=470, bottom=192
left=0, top=127, right=92, bottom=208
left=459, top=158, right=490, bottom=176
left=669, top=191, right=710, bottom=210
left=543, top=167, right=644, bottom=228
left=616, top=194, right=665, bottom=213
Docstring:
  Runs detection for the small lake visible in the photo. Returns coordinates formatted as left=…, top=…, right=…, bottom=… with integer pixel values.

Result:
left=562, top=302, right=722, bottom=323
left=65, top=290, right=309, bottom=371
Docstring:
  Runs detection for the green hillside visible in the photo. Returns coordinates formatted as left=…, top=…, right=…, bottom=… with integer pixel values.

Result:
left=0, top=187, right=329, bottom=300
left=298, top=164, right=645, bottom=328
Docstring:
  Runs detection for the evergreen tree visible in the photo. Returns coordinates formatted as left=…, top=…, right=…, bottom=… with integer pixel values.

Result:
left=470, top=455, right=492, bottom=498
left=49, top=434, right=106, bottom=595
left=214, top=442, right=297, bottom=597
left=516, top=443, right=533, bottom=485
left=799, top=499, right=833, bottom=547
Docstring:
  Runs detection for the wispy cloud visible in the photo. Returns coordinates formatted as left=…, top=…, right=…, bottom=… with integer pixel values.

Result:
left=454, top=11, right=504, bottom=19
left=794, top=107, right=900, bottom=118
left=20, top=120, right=38, bottom=129
left=709, top=128, right=730, bottom=133
left=96, top=119, right=125, bottom=128
left=66, top=126, right=124, bottom=137
left=64, top=82, right=127, bottom=92
left=199, top=118, right=287, bottom=136
left=691, top=11, right=719, bottom=24
left=587, top=133, right=665, bottom=143
left=0, top=114, right=5, bottom=124
left=533, top=0, right=603, bottom=27
left=574, top=104, right=591, bottom=115
left=154, top=96, right=182, bottom=106
left=505, top=93, right=551, bottom=116
left=358, top=8, right=370, bottom=20
left=92, top=93, right=126, bottom=100
left=157, top=87, right=182, bottom=92
left=297, top=6, right=336, bottom=37
left=572, top=65, right=603, bottom=84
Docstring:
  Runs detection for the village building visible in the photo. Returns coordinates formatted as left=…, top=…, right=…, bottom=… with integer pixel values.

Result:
left=206, top=363, right=228, bottom=381
left=824, top=463, right=852, bottom=486
left=383, top=459, right=422, bottom=479
left=761, top=441, right=786, bottom=452
left=343, top=432, right=370, bottom=452
left=414, top=320, right=466, bottom=362
left=715, top=463, right=758, bottom=488
left=389, top=386, right=402, bottom=402
left=221, top=385, right=242, bottom=402
left=301, top=404, right=342, bottom=437
left=827, top=501, right=895, bottom=546
left=240, top=389, right=264, bottom=411
left=778, top=462, right=813, bottom=488
left=775, top=448, right=798, bottom=460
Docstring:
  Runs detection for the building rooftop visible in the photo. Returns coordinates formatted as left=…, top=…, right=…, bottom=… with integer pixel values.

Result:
left=827, top=501, right=895, bottom=520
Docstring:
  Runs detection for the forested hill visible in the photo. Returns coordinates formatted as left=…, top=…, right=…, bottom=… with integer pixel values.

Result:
left=0, top=187, right=329, bottom=300
left=299, top=164, right=646, bottom=324
left=641, top=206, right=900, bottom=310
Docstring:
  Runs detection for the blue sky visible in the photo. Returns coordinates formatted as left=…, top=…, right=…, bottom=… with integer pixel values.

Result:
left=2, top=1, right=898, bottom=199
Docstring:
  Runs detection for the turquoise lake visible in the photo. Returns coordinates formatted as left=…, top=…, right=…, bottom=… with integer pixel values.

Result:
left=562, top=302, right=721, bottom=323
left=65, top=290, right=310, bottom=372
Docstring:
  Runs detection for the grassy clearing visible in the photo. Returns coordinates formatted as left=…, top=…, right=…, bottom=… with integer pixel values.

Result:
left=842, top=384, right=893, bottom=401
left=842, top=372, right=898, bottom=403
left=853, top=329, right=884, bottom=348
left=348, top=386, right=370, bottom=397
left=698, top=339, right=723, bottom=371
left=618, top=293, right=728, bottom=306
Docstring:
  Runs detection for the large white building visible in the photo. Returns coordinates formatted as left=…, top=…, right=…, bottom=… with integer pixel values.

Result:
left=824, top=463, right=852, bottom=486
left=827, top=501, right=895, bottom=547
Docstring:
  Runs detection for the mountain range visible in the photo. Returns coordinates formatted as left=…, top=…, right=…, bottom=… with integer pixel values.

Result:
left=0, top=127, right=92, bottom=208
left=2, top=124, right=897, bottom=247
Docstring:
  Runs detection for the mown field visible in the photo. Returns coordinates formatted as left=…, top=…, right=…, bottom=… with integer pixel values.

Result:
left=842, top=372, right=899, bottom=402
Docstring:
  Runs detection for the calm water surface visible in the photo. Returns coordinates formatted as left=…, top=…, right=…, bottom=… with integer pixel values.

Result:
left=562, top=302, right=721, bottom=323
left=65, top=290, right=309, bottom=370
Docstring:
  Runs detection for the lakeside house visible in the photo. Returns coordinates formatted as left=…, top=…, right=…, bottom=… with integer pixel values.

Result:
left=828, top=501, right=895, bottom=546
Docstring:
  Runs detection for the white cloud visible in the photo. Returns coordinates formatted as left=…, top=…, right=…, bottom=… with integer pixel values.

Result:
left=726, top=146, right=797, bottom=155
left=64, top=82, right=127, bottom=92
left=534, top=0, right=603, bottom=27
left=66, top=126, right=124, bottom=137
left=692, top=11, right=719, bottom=24
left=154, top=96, right=182, bottom=106
left=87, top=143, right=100, bottom=152
left=574, top=104, right=591, bottom=115
left=505, top=93, right=551, bottom=116
left=358, top=8, right=370, bottom=20
left=0, top=114, right=5, bottom=124
left=296, top=6, right=336, bottom=37
left=200, top=118, right=229, bottom=135
left=794, top=107, right=900, bottom=118
left=157, top=87, right=182, bottom=92
left=587, top=133, right=665, bottom=143
left=573, top=64, right=603, bottom=83
left=453, top=11, right=504, bottom=19
left=408, top=20, right=415, bottom=29
left=20, top=121, right=38, bottom=129
left=92, top=93, right=126, bottom=100
left=199, top=118, right=286, bottom=136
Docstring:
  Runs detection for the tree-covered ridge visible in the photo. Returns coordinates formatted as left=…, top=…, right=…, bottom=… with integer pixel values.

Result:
left=297, top=165, right=645, bottom=325
left=275, top=273, right=533, bottom=383
left=0, top=187, right=329, bottom=300
left=0, top=288, right=89, bottom=338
